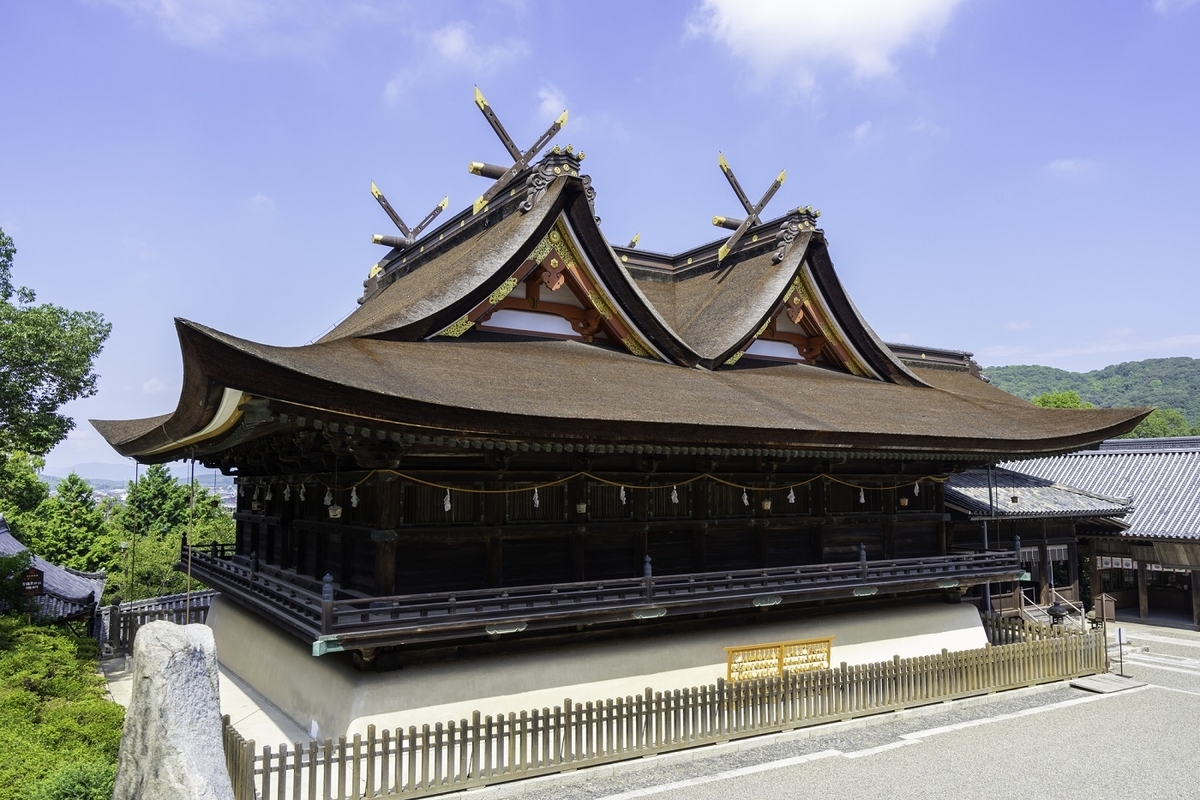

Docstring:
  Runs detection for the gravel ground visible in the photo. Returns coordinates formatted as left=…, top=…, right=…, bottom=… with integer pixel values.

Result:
left=448, top=622, right=1200, bottom=800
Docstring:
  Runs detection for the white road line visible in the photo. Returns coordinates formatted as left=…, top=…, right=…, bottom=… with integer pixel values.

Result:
left=1121, top=657, right=1200, bottom=678
left=898, top=689, right=1145, bottom=742
left=593, top=689, right=1144, bottom=799
left=1148, top=684, right=1200, bottom=698
left=843, top=740, right=921, bottom=759
left=1126, top=652, right=1200, bottom=668
left=1115, top=632, right=1200, bottom=649
left=591, top=750, right=842, bottom=799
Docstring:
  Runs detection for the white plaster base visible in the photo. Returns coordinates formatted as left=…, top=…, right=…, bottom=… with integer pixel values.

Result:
left=206, top=597, right=985, bottom=742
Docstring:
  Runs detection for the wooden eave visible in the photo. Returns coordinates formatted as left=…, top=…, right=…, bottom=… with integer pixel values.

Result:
left=91, top=320, right=1150, bottom=464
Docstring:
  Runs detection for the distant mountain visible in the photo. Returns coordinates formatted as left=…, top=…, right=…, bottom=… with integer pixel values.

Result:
left=43, top=461, right=234, bottom=491
left=983, top=357, right=1200, bottom=423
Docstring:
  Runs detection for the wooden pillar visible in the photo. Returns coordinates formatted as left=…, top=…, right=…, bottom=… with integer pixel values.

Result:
left=373, top=478, right=401, bottom=596
left=567, top=477, right=586, bottom=581
left=693, top=527, right=708, bottom=572
left=1191, top=570, right=1200, bottom=627
left=1088, top=543, right=1101, bottom=612
left=570, top=533, right=585, bottom=582
left=1138, top=560, right=1149, bottom=619
left=1067, top=541, right=1080, bottom=601
left=755, top=526, right=769, bottom=568
left=882, top=488, right=895, bottom=560
left=487, top=533, right=503, bottom=587
left=814, top=479, right=827, bottom=563
left=633, top=478, right=649, bottom=576
left=1037, top=542, right=1050, bottom=604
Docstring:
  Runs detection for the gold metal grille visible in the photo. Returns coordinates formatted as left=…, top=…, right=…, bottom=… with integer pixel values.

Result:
left=725, top=636, right=834, bottom=682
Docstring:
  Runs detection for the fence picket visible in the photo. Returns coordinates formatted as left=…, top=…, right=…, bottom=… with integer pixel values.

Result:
left=223, top=624, right=1105, bottom=800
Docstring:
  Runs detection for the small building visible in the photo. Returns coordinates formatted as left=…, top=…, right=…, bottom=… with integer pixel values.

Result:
left=944, top=468, right=1131, bottom=611
left=1007, top=437, right=1200, bottom=626
left=0, top=515, right=106, bottom=629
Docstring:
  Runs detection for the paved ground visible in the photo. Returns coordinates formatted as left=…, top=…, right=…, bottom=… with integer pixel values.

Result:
left=101, top=652, right=309, bottom=745
left=458, top=622, right=1200, bottom=800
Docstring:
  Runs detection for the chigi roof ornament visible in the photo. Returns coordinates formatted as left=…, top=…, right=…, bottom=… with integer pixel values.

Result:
left=712, top=152, right=786, bottom=262
left=468, top=85, right=568, bottom=214
left=369, top=183, right=449, bottom=253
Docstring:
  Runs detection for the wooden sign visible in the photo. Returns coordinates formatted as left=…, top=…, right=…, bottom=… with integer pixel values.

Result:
left=19, top=567, right=44, bottom=598
left=725, top=636, right=834, bottom=682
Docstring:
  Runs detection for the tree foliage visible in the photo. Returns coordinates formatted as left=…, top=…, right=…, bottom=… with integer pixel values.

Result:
left=1031, top=390, right=1093, bottom=409
left=987, top=357, right=1200, bottom=437
left=0, top=459, right=234, bottom=603
left=0, top=227, right=111, bottom=456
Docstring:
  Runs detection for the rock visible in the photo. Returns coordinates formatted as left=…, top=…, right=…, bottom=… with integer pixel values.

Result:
left=112, top=621, right=234, bottom=800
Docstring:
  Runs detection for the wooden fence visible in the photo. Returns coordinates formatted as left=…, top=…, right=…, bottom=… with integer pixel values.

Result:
left=103, top=590, right=216, bottom=654
left=222, top=620, right=1104, bottom=800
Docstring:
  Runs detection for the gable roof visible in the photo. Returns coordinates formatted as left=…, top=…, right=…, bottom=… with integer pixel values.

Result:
left=0, top=516, right=105, bottom=620
left=1006, top=439, right=1200, bottom=539
left=945, top=467, right=1132, bottom=520
left=89, top=151, right=1150, bottom=464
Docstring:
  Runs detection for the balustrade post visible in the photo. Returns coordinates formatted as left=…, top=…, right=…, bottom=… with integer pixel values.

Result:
left=321, top=573, right=335, bottom=635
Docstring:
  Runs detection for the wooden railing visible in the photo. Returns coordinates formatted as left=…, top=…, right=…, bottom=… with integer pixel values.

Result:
left=222, top=625, right=1104, bottom=800
left=103, top=590, right=217, bottom=654
left=182, top=543, right=1020, bottom=650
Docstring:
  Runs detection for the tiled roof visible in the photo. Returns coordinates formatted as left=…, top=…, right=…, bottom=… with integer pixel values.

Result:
left=945, top=467, right=1132, bottom=519
left=1006, top=441, right=1200, bottom=539
left=0, top=515, right=106, bottom=620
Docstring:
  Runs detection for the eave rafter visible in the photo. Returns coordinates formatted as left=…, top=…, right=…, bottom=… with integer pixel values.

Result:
left=433, top=218, right=660, bottom=359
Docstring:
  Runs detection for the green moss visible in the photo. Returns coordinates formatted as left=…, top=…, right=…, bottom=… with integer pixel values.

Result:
left=0, top=616, right=124, bottom=800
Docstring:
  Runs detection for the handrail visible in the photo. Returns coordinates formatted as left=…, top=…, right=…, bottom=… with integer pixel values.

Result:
left=182, top=543, right=1019, bottom=643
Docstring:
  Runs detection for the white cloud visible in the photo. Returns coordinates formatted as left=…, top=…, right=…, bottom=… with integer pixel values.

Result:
left=1046, top=158, right=1098, bottom=175
left=430, top=22, right=528, bottom=73
left=1005, top=320, right=1031, bottom=331
left=852, top=120, right=873, bottom=142
left=537, top=84, right=569, bottom=125
left=984, top=333, right=1200, bottom=365
left=245, top=192, right=275, bottom=212
left=142, top=377, right=166, bottom=393
left=91, top=0, right=370, bottom=57
left=1152, top=0, right=1198, bottom=15
left=906, top=117, right=945, bottom=136
left=687, top=0, right=965, bottom=91
left=383, top=23, right=529, bottom=106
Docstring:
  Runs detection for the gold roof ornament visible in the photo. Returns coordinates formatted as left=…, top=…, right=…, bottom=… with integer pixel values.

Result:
left=369, top=181, right=448, bottom=250
left=468, top=86, right=568, bottom=214
left=712, top=153, right=786, bottom=262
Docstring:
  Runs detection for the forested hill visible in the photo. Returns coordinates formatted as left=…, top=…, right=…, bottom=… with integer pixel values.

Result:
left=983, top=357, right=1200, bottom=424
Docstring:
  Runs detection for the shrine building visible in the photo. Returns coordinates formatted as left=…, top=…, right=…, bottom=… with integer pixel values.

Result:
left=92, top=93, right=1147, bottom=672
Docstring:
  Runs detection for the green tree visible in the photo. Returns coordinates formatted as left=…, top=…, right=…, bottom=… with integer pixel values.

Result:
left=101, top=464, right=234, bottom=602
left=0, top=451, right=50, bottom=518
left=20, top=474, right=107, bottom=572
left=115, top=464, right=192, bottom=539
left=1031, top=390, right=1094, bottom=409
left=0, top=227, right=111, bottom=457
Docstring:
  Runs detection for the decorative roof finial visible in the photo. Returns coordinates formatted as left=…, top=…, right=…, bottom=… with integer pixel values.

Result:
left=369, top=181, right=448, bottom=249
left=468, top=86, right=568, bottom=215
left=712, top=152, right=786, bottom=262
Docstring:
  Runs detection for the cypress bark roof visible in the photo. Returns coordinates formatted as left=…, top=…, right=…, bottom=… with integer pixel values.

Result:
left=90, top=155, right=1149, bottom=463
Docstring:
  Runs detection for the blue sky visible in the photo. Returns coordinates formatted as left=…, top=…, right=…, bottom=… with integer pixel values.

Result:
left=2, top=0, right=1198, bottom=476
